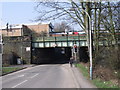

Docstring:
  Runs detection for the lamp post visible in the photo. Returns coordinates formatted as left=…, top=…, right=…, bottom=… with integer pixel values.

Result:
left=0, top=20, right=2, bottom=77
left=81, top=9, right=93, bottom=80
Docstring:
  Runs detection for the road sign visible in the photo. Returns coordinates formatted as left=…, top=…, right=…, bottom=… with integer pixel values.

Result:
left=73, top=44, right=77, bottom=53
left=26, top=47, right=30, bottom=51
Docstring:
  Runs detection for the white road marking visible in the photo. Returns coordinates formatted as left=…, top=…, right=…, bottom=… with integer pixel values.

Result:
left=3, top=65, right=40, bottom=77
left=17, top=75, right=24, bottom=77
left=11, top=80, right=28, bottom=88
left=30, top=73, right=39, bottom=79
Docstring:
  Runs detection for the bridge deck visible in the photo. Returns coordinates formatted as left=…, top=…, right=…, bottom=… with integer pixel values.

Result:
left=32, top=36, right=87, bottom=48
left=32, top=35, right=117, bottom=48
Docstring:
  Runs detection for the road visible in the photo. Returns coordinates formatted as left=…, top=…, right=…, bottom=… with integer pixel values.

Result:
left=2, top=64, right=96, bottom=88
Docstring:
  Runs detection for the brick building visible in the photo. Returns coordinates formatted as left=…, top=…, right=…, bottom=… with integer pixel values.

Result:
left=1, top=22, right=54, bottom=37
left=26, top=23, right=53, bottom=35
left=1, top=22, right=54, bottom=65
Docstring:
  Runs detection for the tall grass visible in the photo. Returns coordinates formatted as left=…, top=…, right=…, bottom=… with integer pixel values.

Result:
left=76, top=63, right=119, bottom=88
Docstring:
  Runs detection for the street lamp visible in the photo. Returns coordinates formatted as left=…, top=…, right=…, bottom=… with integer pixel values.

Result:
left=0, top=20, right=2, bottom=77
left=81, top=9, right=93, bottom=80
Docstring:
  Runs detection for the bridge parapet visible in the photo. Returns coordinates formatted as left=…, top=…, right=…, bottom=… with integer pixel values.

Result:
left=31, top=35, right=119, bottom=48
left=32, top=36, right=87, bottom=48
left=32, top=35, right=86, bottom=42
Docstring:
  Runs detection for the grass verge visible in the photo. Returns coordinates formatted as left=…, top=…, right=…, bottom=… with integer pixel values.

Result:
left=76, top=63, right=89, bottom=78
left=2, top=67, right=23, bottom=75
left=76, top=63, right=119, bottom=88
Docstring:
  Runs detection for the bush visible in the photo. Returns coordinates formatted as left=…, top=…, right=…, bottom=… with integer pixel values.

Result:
left=94, top=45, right=120, bottom=70
left=93, top=45, right=120, bottom=85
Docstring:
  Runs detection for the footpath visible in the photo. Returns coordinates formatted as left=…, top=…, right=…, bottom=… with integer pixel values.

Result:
left=62, top=63, right=97, bottom=88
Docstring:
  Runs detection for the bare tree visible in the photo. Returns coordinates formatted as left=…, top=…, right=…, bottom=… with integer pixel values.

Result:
left=35, top=1, right=91, bottom=32
left=35, top=1, right=92, bottom=51
left=100, top=2, right=120, bottom=46
left=35, top=1, right=120, bottom=53
left=54, top=21, right=72, bottom=32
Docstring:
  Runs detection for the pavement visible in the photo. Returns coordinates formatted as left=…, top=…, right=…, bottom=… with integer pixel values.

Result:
left=2, top=63, right=97, bottom=88
left=62, top=64, right=97, bottom=88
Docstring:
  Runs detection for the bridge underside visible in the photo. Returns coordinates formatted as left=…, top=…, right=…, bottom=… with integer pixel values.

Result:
left=31, top=47, right=71, bottom=64
left=31, top=46, right=89, bottom=64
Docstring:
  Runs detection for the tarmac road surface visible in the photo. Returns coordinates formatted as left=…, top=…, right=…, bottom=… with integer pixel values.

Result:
left=2, top=64, right=96, bottom=88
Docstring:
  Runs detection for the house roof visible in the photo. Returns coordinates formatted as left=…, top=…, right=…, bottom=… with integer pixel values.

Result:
left=0, top=24, right=23, bottom=30
left=23, top=22, right=51, bottom=25
left=0, top=22, right=52, bottom=30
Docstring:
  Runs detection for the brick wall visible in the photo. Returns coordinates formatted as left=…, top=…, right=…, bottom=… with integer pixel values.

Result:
left=3, top=36, right=31, bottom=65
left=1, top=28, right=22, bottom=37
left=27, top=24, right=50, bottom=34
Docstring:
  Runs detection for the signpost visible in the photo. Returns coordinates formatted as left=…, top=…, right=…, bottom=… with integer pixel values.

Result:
left=73, top=44, right=77, bottom=65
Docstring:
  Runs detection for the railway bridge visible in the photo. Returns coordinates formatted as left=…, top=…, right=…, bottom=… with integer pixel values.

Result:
left=31, top=35, right=89, bottom=64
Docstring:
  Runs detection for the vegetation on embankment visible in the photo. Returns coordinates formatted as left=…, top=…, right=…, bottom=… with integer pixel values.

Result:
left=2, top=67, right=23, bottom=75
left=76, top=63, right=119, bottom=88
